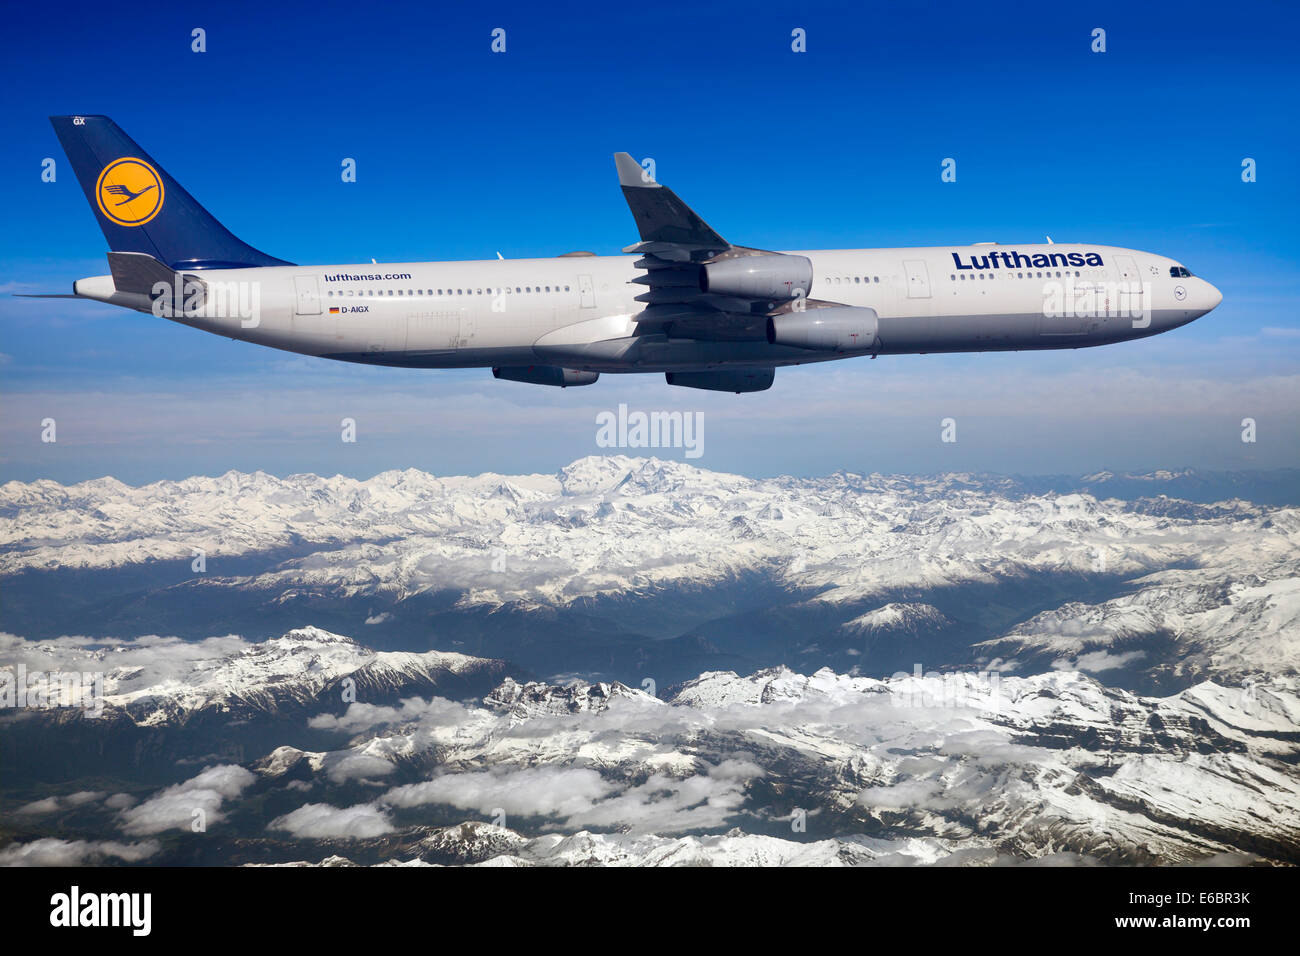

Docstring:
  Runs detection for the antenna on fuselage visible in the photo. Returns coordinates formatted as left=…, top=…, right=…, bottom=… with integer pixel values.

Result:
left=1045, top=236, right=1054, bottom=244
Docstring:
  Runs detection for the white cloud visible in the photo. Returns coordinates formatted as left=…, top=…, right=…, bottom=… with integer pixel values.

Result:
left=384, top=766, right=612, bottom=819
left=378, top=758, right=763, bottom=834
left=0, top=838, right=160, bottom=866
left=1054, top=649, right=1147, bottom=673
left=562, top=759, right=764, bottom=833
left=118, top=765, right=255, bottom=835
left=321, top=752, right=396, bottom=784
left=15, top=797, right=61, bottom=815
left=309, top=697, right=470, bottom=734
left=269, top=802, right=393, bottom=839
left=64, top=790, right=106, bottom=806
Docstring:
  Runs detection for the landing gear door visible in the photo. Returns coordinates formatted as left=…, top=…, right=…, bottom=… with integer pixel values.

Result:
left=904, top=260, right=931, bottom=298
left=294, top=275, right=321, bottom=315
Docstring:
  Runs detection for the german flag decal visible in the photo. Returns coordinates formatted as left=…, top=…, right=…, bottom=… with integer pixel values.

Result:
left=329, top=307, right=340, bottom=314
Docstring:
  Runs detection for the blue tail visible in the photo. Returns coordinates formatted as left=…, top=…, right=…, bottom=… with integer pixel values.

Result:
left=50, top=115, right=292, bottom=270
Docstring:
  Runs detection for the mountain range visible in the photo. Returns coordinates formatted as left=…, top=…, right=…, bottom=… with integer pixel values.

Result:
left=2, top=458, right=1297, bottom=865
left=3, top=626, right=1296, bottom=866
left=2, top=458, right=1296, bottom=689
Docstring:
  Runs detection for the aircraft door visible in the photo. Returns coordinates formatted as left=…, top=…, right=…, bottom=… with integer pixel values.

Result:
left=1114, top=253, right=1145, bottom=317
left=904, top=260, right=931, bottom=298
left=578, top=274, right=596, bottom=308
left=294, top=275, right=321, bottom=314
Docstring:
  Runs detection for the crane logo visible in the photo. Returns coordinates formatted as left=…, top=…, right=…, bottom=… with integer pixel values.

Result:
left=95, top=157, right=164, bottom=226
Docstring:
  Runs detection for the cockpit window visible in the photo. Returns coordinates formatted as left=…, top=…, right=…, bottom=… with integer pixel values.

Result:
left=1169, top=266, right=1193, bottom=278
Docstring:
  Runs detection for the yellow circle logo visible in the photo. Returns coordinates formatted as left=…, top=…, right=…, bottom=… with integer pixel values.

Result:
left=95, top=157, right=164, bottom=227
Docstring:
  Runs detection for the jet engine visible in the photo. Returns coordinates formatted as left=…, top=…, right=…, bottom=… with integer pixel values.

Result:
left=766, top=306, right=879, bottom=352
left=699, top=254, right=813, bottom=300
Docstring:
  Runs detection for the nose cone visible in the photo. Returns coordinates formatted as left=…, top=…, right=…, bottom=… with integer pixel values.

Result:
left=1186, top=277, right=1222, bottom=316
left=1206, top=281, right=1223, bottom=311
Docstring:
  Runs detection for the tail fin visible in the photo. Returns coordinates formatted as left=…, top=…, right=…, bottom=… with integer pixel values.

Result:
left=49, top=115, right=292, bottom=270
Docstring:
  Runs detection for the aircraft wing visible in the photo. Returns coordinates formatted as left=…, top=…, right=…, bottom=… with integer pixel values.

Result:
left=614, top=153, right=840, bottom=340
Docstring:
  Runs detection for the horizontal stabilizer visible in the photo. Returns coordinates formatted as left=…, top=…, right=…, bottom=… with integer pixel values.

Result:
left=107, top=251, right=179, bottom=296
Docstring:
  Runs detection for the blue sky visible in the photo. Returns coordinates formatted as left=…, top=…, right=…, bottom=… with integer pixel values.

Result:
left=1, top=0, right=1297, bottom=483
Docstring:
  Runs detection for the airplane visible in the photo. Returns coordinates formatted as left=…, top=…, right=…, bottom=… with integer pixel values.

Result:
left=29, top=115, right=1222, bottom=393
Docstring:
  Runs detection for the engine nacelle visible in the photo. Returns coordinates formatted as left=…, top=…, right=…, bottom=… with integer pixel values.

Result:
left=766, top=306, right=879, bottom=352
left=699, top=254, right=813, bottom=301
left=665, top=367, right=775, bottom=393
left=492, top=366, right=599, bottom=387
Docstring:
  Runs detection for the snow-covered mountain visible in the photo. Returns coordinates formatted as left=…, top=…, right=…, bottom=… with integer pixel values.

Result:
left=0, top=627, right=525, bottom=783
left=4, top=625, right=1297, bottom=866
left=0, top=626, right=515, bottom=728
left=248, top=664, right=1298, bottom=865
left=3, top=457, right=1296, bottom=688
left=974, top=570, right=1300, bottom=688
left=3, top=458, right=1297, bottom=865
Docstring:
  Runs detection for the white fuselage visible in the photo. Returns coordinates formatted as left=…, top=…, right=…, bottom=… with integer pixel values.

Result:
left=77, top=242, right=1222, bottom=374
